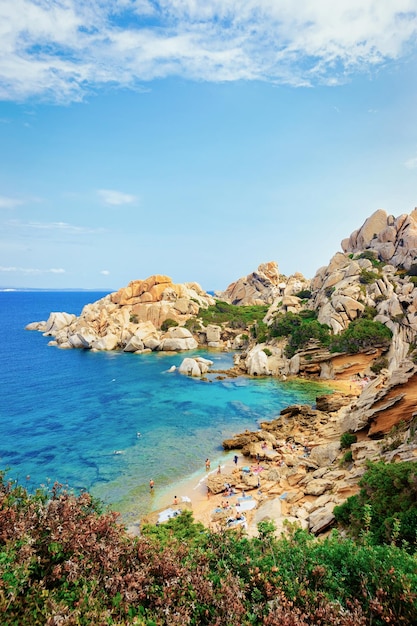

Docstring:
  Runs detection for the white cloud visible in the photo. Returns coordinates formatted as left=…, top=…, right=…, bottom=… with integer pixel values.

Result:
left=405, top=155, right=417, bottom=169
left=1, top=1, right=416, bottom=102
left=98, top=189, right=137, bottom=206
left=8, top=219, right=105, bottom=234
left=100, top=269, right=110, bottom=275
left=0, top=196, right=22, bottom=209
left=0, top=266, right=65, bottom=274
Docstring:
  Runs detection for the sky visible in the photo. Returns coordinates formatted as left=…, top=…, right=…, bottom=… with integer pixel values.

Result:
left=1, top=1, right=417, bottom=292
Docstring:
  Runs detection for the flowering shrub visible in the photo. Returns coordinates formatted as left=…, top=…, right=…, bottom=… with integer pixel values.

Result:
left=1, top=470, right=416, bottom=625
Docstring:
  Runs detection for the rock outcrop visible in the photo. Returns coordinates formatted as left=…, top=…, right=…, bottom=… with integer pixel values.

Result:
left=221, top=396, right=417, bottom=537
left=178, top=356, right=214, bottom=377
left=217, top=261, right=309, bottom=307
left=341, top=207, right=417, bottom=270
left=27, top=275, right=215, bottom=353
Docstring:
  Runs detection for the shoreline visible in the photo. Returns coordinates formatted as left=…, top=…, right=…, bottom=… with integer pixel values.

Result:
left=127, top=375, right=361, bottom=534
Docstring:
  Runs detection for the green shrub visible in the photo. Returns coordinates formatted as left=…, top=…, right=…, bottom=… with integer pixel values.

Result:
left=263, top=348, right=272, bottom=357
left=341, top=450, right=353, bottom=464
left=129, top=314, right=139, bottom=324
left=330, top=319, right=392, bottom=354
left=198, top=301, right=268, bottom=330
left=294, top=289, right=312, bottom=299
left=340, top=432, right=357, bottom=449
left=359, top=268, right=379, bottom=284
left=370, top=356, right=389, bottom=374
left=334, top=460, right=417, bottom=550
left=361, top=305, right=377, bottom=319
left=184, top=317, right=201, bottom=333
left=268, top=311, right=330, bottom=358
left=251, top=320, right=268, bottom=342
left=161, top=318, right=179, bottom=331
left=1, top=471, right=417, bottom=625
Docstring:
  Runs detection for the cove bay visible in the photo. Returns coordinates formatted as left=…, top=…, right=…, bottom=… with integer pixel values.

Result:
left=1, top=291, right=330, bottom=524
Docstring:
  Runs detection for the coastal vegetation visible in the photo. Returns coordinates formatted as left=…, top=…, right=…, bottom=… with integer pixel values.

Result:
left=334, top=460, right=417, bottom=550
left=189, top=300, right=269, bottom=330
left=1, top=467, right=416, bottom=625
left=259, top=309, right=392, bottom=358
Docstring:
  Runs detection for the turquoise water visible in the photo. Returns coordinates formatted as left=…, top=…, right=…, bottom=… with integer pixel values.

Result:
left=0, top=291, right=330, bottom=523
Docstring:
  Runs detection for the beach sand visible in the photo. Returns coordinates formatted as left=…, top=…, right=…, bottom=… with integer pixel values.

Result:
left=137, top=452, right=257, bottom=531
left=133, top=378, right=361, bottom=534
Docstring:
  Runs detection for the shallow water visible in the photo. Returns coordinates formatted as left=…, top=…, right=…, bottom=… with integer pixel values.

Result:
left=0, top=291, right=331, bottom=523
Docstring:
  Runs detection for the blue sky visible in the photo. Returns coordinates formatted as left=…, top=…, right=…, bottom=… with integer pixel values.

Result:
left=1, top=1, right=417, bottom=291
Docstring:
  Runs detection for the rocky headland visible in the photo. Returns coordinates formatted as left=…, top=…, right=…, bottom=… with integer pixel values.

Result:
left=27, top=207, right=417, bottom=535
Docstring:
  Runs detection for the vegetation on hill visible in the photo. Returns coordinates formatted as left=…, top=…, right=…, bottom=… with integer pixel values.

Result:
left=193, top=300, right=269, bottom=329
left=1, top=468, right=416, bottom=625
left=334, top=460, right=417, bottom=550
left=261, top=310, right=392, bottom=358
left=267, top=310, right=331, bottom=357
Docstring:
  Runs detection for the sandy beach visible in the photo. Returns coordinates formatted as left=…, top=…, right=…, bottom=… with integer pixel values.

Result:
left=138, top=452, right=246, bottom=529
left=134, top=377, right=362, bottom=535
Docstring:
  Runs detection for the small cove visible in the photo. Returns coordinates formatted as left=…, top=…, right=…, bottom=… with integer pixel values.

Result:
left=0, top=291, right=333, bottom=523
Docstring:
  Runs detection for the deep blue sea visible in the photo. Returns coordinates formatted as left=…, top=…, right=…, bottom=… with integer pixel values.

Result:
left=0, top=291, right=330, bottom=524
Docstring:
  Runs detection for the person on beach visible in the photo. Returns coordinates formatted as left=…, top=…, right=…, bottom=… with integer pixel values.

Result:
left=217, top=464, right=221, bottom=474
left=205, top=458, right=211, bottom=470
left=173, top=495, right=179, bottom=505
left=149, top=479, right=154, bottom=491
left=233, top=454, right=238, bottom=465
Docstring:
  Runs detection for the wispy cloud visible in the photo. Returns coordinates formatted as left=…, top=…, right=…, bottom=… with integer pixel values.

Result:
left=1, top=1, right=416, bottom=102
left=98, top=189, right=137, bottom=206
left=100, top=269, right=110, bottom=275
left=0, top=266, right=65, bottom=274
left=405, top=155, right=417, bottom=169
left=8, top=219, right=105, bottom=234
left=0, top=196, right=22, bottom=209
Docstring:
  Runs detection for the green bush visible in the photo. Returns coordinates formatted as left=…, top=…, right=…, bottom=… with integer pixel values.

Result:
left=198, top=301, right=269, bottom=330
left=330, top=319, right=392, bottom=354
left=160, top=318, right=179, bottom=331
left=263, top=348, right=272, bottom=357
left=355, top=250, right=385, bottom=269
left=340, top=432, right=357, bottom=449
left=294, top=289, right=312, bottom=299
left=1, top=471, right=417, bottom=625
left=341, top=450, right=353, bottom=464
left=251, top=320, right=269, bottom=342
left=183, top=317, right=201, bottom=333
left=370, top=356, right=389, bottom=374
left=268, top=311, right=331, bottom=358
left=334, top=460, right=417, bottom=550
left=361, top=305, right=377, bottom=319
left=359, top=268, right=379, bottom=284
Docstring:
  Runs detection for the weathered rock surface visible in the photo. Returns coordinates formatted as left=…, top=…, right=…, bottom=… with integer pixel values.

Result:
left=178, top=356, right=214, bottom=377
left=27, top=275, right=215, bottom=353
left=217, top=262, right=309, bottom=307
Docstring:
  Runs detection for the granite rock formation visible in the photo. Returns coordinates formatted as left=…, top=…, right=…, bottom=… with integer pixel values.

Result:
left=27, top=275, right=215, bottom=352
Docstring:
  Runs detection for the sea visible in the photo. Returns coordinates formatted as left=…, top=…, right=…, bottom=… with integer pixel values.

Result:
left=0, top=290, right=331, bottom=525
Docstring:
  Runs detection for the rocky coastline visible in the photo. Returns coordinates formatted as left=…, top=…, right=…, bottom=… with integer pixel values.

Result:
left=26, top=207, right=417, bottom=536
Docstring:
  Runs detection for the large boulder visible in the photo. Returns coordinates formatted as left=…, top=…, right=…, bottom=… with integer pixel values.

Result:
left=43, top=312, right=76, bottom=335
left=179, top=356, right=214, bottom=377
left=159, top=327, right=198, bottom=351
left=245, top=347, right=270, bottom=376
